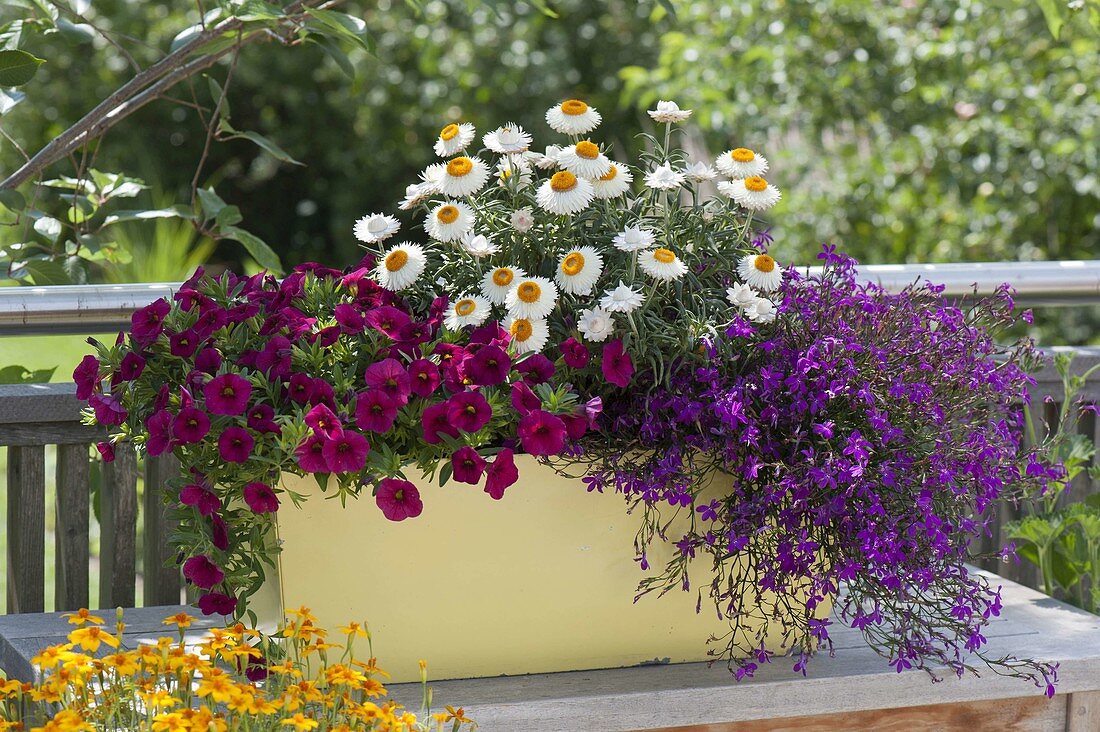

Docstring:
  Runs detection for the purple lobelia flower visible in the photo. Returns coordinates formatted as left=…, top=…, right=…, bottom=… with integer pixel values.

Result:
left=204, top=373, right=252, bottom=416
left=217, top=427, right=254, bottom=463
left=447, top=391, right=493, bottom=433
left=451, top=446, right=487, bottom=485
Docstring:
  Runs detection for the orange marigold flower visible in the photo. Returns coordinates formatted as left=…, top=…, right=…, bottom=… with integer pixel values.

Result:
left=445, top=705, right=474, bottom=724
left=61, top=608, right=104, bottom=626
left=161, top=612, right=195, bottom=629
left=67, top=626, right=119, bottom=653
left=337, top=621, right=370, bottom=639
left=280, top=713, right=319, bottom=731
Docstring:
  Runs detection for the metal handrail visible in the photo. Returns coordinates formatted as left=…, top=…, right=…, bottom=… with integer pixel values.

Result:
left=1, top=261, right=1099, bottom=336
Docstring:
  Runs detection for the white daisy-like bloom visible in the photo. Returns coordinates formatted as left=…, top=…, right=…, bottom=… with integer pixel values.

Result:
left=737, top=253, right=784, bottom=292
left=505, top=276, right=558, bottom=320
left=546, top=99, right=602, bottom=135
left=510, top=207, right=535, bottom=233
left=577, top=307, right=616, bottom=343
left=352, top=213, right=400, bottom=244
left=398, top=183, right=432, bottom=210
left=744, top=296, right=777, bottom=324
left=638, top=247, right=688, bottom=282
left=536, top=171, right=595, bottom=215
left=425, top=201, right=475, bottom=242
left=507, top=317, right=550, bottom=354
left=483, top=123, right=532, bottom=154
left=420, top=162, right=446, bottom=191
left=496, top=157, right=533, bottom=188
left=644, top=162, right=685, bottom=191
left=647, top=100, right=693, bottom=124
left=481, top=266, right=526, bottom=305
left=715, top=147, right=769, bottom=179
left=529, top=145, right=563, bottom=170
left=685, top=161, right=717, bottom=183
left=612, top=225, right=656, bottom=252
left=459, top=231, right=499, bottom=258
left=374, top=243, right=427, bottom=292
left=556, top=140, right=612, bottom=179
left=726, top=283, right=759, bottom=309
left=718, top=176, right=782, bottom=211
left=444, top=294, right=492, bottom=330
left=600, top=281, right=645, bottom=314
left=433, top=122, right=476, bottom=158
left=592, top=162, right=634, bottom=199
left=555, top=246, right=604, bottom=296
left=437, top=156, right=491, bottom=197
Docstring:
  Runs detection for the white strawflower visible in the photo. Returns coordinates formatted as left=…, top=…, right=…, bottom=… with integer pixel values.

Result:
left=556, top=140, right=612, bottom=179
left=555, top=246, right=604, bottom=296
left=483, top=123, right=532, bottom=154
left=398, top=183, right=432, bottom=210
left=726, top=283, right=759, bottom=309
left=496, top=157, right=533, bottom=188
left=481, top=266, right=526, bottom=305
left=444, top=294, right=492, bottom=330
left=507, top=317, right=550, bottom=354
left=612, top=225, right=656, bottom=252
left=420, top=162, right=446, bottom=191
left=685, top=161, right=717, bottom=182
left=648, top=100, right=693, bottom=123
left=505, top=276, right=558, bottom=320
left=592, top=162, right=633, bottom=199
left=546, top=99, right=602, bottom=135
left=718, top=177, right=782, bottom=211
left=433, top=122, right=476, bottom=157
left=352, top=213, right=400, bottom=244
left=638, top=247, right=688, bottom=282
left=529, top=145, right=563, bottom=170
left=737, top=253, right=783, bottom=292
left=438, top=156, right=490, bottom=197
left=744, top=296, right=777, bottom=323
left=536, top=171, right=595, bottom=215
left=510, top=207, right=535, bottom=233
left=425, top=201, right=475, bottom=242
left=374, top=243, right=427, bottom=292
left=459, top=231, right=499, bottom=258
left=644, top=162, right=685, bottom=190
left=715, top=147, right=769, bottom=179
left=600, top=282, right=644, bottom=313
left=577, top=307, right=616, bottom=342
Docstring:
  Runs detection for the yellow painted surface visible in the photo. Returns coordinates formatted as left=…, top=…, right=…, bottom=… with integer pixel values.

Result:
left=271, top=457, right=812, bottom=682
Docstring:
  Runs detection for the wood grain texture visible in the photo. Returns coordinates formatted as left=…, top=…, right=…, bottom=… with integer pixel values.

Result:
left=6, top=446, right=46, bottom=613
left=100, top=443, right=138, bottom=608
left=1066, top=690, right=1100, bottom=732
left=143, top=453, right=182, bottom=606
left=54, top=444, right=90, bottom=611
left=0, top=422, right=103, bottom=447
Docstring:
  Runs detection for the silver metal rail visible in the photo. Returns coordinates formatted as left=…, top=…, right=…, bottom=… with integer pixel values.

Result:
left=0, top=261, right=1098, bottom=335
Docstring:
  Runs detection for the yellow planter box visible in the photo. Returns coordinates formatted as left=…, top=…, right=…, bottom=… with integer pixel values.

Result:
left=268, top=456, right=806, bottom=682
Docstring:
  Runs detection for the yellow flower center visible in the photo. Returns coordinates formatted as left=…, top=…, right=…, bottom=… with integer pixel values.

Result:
left=561, top=252, right=585, bottom=276
left=517, top=281, right=542, bottom=303
left=731, top=148, right=755, bottom=163
left=510, top=319, right=533, bottom=341
left=385, top=250, right=408, bottom=272
left=492, top=268, right=515, bottom=287
left=753, top=254, right=776, bottom=273
left=454, top=299, right=477, bottom=316
left=575, top=141, right=600, bottom=160
left=598, top=165, right=618, bottom=182
left=745, top=176, right=769, bottom=193
left=436, top=205, right=459, bottom=224
left=550, top=171, right=578, bottom=192
left=446, top=157, right=474, bottom=177
left=653, top=248, right=676, bottom=264
left=500, top=168, right=513, bottom=181
left=561, top=99, right=588, bottom=116
left=440, top=123, right=460, bottom=141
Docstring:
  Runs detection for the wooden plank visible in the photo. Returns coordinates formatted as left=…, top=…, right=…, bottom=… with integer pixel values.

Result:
left=54, top=444, right=90, bottom=611
left=1066, top=690, right=1100, bottom=732
left=143, top=453, right=182, bottom=606
left=100, top=443, right=138, bottom=609
left=6, top=446, right=46, bottom=613
left=0, top=422, right=103, bottom=447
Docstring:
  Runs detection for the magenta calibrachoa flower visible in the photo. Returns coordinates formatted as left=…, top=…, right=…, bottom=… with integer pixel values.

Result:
left=375, top=478, right=424, bottom=521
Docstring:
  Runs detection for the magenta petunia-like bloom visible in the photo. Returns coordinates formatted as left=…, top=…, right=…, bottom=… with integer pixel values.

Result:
left=118, top=351, right=146, bottom=381
left=485, top=448, right=519, bottom=500
left=375, top=478, right=424, bottom=521
left=287, top=373, right=315, bottom=404
left=243, top=482, right=280, bottom=514
left=95, top=441, right=115, bottom=463
left=364, top=358, right=411, bottom=405
left=559, top=337, right=591, bottom=369
left=90, top=393, right=127, bottom=426
left=563, top=414, right=589, bottom=441
left=355, top=390, right=399, bottom=433
left=601, top=339, right=635, bottom=388
left=145, top=409, right=173, bottom=456
left=515, top=354, right=556, bottom=384
left=295, top=433, right=329, bottom=473
left=217, top=426, right=254, bottom=463
left=183, top=554, right=224, bottom=589
left=194, top=347, right=222, bottom=375
left=451, top=446, right=487, bottom=485
left=518, top=409, right=568, bottom=457
left=197, top=591, right=237, bottom=616
left=334, top=303, right=365, bottom=334
left=510, top=380, right=541, bottom=415
left=447, top=391, right=493, bottom=433
left=304, top=403, right=343, bottom=439
left=247, top=403, right=280, bottom=434
left=73, top=355, right=101, bottom=400
left=365, top=306, right=411, bottom=340
left=180, top=482, right=221, bottom=516
left=421, top=402, right=460, bottom=444
left=210, top=513, right=230, bottom=551
left=255, top=336, right=291, bottom=378
left=204, top=373, right=252, bottom=416
left=172, top=406, right=210, bottom=444
left=169, top=329, right=199, bottom=359
left=466, top=345, right=511, bottom=387
left=322, top=430, right=370, bottom=473
left=131, top=299, right=170, bottom=345
left=408, top=358, right=441, bottom=398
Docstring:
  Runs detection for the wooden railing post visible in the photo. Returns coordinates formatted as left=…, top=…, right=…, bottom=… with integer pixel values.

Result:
left=54, top=444, right=90, bottom=611
left=100, top=444, right=138, bottom=609
left=144, top=453, right=183, bottom=606
left=6, top=446, right=46, bottom=614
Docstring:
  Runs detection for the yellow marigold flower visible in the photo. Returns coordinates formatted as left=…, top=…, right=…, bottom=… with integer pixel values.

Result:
left=324, top=664, right=366, bottom=687
left=360, top=678, right=386, bottom=698
left=196, top=670, right=236, bottom=703
left=33, top=708, right=93, bottom=731
left=28, top=681, right=63, bottom=704
left=445, top=705, right=474, bottom=724
left=302, top=640, right=339, bottom=656
left=280, top=713, right=319, bottom=730
left=102, top=651, right=139, bottom=676
left=353, top=657, right=391, bottom=678
left=139, top=688, right=180, bottom=711
left=162, top=611, right=195, bottom=629
left=0, top=678, right=23, bottom=697
left=67, top=626, right=119, bottom=653
left=354, top=703, right=383, bottom=722
left=150, top=712, right=188, bottom=732
left=338, top=621, right=370, bottom=639
left=285, top=606, right=318, bottom=623
left=31, top=644, right=69, bottom=670
left=61, top=608, right=104, bottom=626
left=267, top=659, right=302, bottom=678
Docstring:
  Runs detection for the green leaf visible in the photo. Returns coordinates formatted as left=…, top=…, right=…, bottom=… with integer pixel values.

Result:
left=22, top=259, right=71, bottom=284
left=308, top=35, right=355, bottom=78
left=1036, top=0, right=1065, bottom=39
left=222, top=128, right=304, bottom=166
left=197, top=187, right=228, bottom=220
left=65, top=196, right=96, bottom=224
left=528, top=0, right=560, bottom=18
left=0, top=88, right=25, bottom=114
left=215, top=204, right=243, bottom=227
left=306, top=8, right=372, bottom=52
left=0, top=189, right=25, bottom=213
left=100, top=206, right=194, bottom=227
left=0, top=49, right=45, bottom=87
left=0, top=364, right=57, bottom=384
left=656, top=0, right=677, bottom=19
left=221, top=225, right=283, bottom=274
left=0, top=21, right=24, bottom=51
left=170, top=23, right=205, bottom=53
left=57, top=19, right=95, bottom=44
left=208, top=75, right=231, bottom=120
left=32, top=216, right=62, bottom=238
